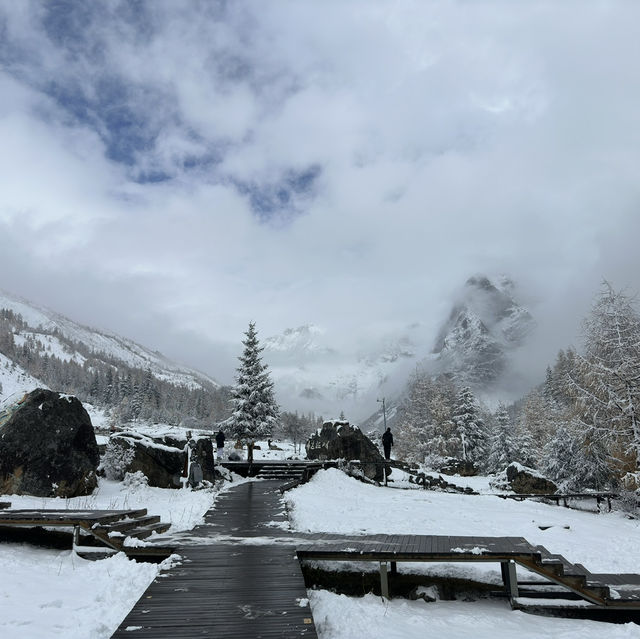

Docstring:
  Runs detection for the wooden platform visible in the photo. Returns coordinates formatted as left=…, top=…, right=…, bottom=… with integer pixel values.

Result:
left=0, top=508, right=172, bottom=555
left=296, top=534, right=640, bottom=609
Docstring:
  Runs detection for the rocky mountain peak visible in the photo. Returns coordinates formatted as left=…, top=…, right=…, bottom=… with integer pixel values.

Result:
left=431, top=274, right=535, bottom=389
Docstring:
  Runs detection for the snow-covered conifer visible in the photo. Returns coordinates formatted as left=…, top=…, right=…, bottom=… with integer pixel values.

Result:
left=451, top=386, right=487, bottom=464
left=230, top=322, right=279, bottom=438
left=487, top=403, right=515, bottom=472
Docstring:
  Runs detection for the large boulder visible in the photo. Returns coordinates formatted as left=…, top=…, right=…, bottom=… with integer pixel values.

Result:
left=0, top=389, right=99, bottom=497
left=104, top=431, right=216, bottom=488
left=491, top=462, right=558, bottom=494
left=306, top=420, right=386, bottom=482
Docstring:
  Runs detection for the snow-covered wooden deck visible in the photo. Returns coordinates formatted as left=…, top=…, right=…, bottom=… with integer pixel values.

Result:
left=111, top=477, right=640, bottom=637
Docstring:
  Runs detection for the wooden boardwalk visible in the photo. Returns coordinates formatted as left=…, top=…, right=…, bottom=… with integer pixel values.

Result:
left=111, top=472, right=640, bottom=636
left=111, top=481, right=318, bottom=638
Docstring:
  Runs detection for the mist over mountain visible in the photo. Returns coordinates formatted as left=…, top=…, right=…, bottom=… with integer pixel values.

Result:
left=429, top=275, right=536, bottom=394
left=263, top=324, right=419, bottom=420
left=266, top=275, right=538, bottom=426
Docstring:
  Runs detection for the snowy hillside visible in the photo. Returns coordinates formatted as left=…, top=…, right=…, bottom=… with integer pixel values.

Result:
left=0, top=352, right=45, bottom=402
left=0, top=289, right=219, bottom=392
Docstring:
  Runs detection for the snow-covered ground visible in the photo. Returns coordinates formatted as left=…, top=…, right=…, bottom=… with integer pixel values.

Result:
left=310, top=590, right=640, bottom=639
left=2, top=461, right=640, bottom=638
left=287, top=469, right=640, bottom=638
left=0, top=479, right=216, bottom=639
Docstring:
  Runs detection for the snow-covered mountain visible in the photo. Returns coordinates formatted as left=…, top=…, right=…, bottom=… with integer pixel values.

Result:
left=265, top=275, right=536, bottom=424
left=0, top=289, right=220, bottom=402
left=263, top=324, right=419, bottom=420
left=429, top=275, right=535, bottom=390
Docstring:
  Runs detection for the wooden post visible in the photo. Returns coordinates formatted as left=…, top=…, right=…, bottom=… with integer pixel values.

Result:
left=501, top=561, right=519, bottom=602
left=379, top=562, right=389, bottom=599
left=390, top=561, right=397, bottom=575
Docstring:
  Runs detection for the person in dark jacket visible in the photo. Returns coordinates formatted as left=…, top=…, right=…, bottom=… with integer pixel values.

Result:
left=215, top=430, right=225, bottom=459
left=382, top=427, right=393, bottom=460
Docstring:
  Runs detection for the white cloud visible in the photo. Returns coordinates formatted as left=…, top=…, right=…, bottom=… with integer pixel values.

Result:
left=0, top=1, right=640, bottom=395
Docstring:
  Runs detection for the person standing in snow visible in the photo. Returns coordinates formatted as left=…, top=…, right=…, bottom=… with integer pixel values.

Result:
left=382, top=427, right=393, bottom=460
left=215, top=429, right=225, bottom=459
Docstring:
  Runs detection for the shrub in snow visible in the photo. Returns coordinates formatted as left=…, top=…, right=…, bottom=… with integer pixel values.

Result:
left=122, top=470, right=148, bottom=490
left=102, top=439, right=135, bottom=481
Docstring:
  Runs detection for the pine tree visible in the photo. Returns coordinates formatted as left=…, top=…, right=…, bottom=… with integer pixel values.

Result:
left=487, top=403, right=515, bottom=472
left=230, top=322, right=279, bottom=438
left=451, top=386, right=487, bottom=465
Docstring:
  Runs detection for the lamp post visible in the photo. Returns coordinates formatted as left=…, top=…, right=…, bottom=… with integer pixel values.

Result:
left=377, top=398, right=388, bottom=486
left=377, top=397, right=387, bottom=430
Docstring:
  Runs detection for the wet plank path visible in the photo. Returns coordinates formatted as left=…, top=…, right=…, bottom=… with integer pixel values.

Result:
left=111, top=481, right=317, bottom=638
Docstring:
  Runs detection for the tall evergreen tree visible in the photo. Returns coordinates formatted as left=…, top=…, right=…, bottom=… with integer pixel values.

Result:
left=487, top=403, right=515, bottom=472
left=230, top=322, right=279, bottom=438
left=451, top=386, right=487, bottom=465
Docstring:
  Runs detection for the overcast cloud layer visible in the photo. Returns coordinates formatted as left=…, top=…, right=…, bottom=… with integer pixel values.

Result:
left=1, top=1, right=639, bottom=387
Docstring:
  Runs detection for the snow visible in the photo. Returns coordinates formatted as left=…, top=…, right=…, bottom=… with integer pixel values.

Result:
left=287, top=470, right=640, bottom=637
left=286, top=469, right=640, bottom=574
left=13, top=331, right=86, bottom=365
left=0, top=353, right=46, bottom=403
left=1, top=458, right=640, bottom=638
left=0, top=477, right=216, bottom=639
left=309, top=591, right=640, bottom=639
left=0, top=544, right=160, bottom=639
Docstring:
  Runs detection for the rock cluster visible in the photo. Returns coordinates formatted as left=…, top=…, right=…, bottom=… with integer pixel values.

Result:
left=410, top=472, right=477, bottom=494
left=104, top=431, right=216, bottom=488
left=437, top=458, right=477, bottom=477
left=306, top=420, right=386, bottom=482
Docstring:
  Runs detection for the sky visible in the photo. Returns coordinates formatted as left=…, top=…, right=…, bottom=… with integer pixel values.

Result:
left=1, top=0, right=640, bottom=387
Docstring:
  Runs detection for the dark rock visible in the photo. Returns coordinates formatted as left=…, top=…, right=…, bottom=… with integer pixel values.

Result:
left=306, top=420, right=386, bottom=482
left=107, top=432, right=217, bottom=488
left=504, top=463, right=557, bottom=494
left=437, top=458, right=477, bottom=477
left=193, top=438, right=216, bottom=482
left=0, top=389, right=99, bottom=497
